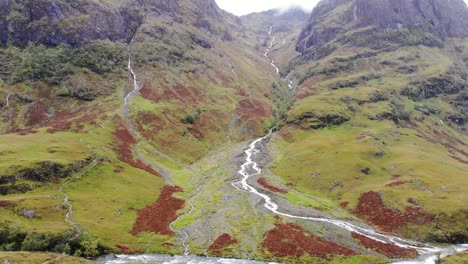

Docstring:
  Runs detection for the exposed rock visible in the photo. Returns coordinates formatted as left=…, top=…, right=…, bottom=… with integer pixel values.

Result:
left=297, top=0, right=468, bottom=57
left=22, top=209, right=36, bottom=219
left=360, top=167, right=370, bottom=174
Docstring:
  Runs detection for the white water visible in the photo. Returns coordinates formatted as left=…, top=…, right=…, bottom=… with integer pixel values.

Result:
left=229, top=26, right=468, bottom=263
left=101, top=28, right=467, bottom=264
left=98, top=254, right=278, bottom=264
left=124, top=37, right=140, bottom=106
left=263, top=27, right=280, bottom=76
left=230, top=127, right=468, bottom=263
left=5, top=93, right=10, bottom=107
left=125, top=35, right=193, bottom=256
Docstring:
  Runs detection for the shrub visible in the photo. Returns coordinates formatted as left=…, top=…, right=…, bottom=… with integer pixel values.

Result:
left=181, top=108, right=201, bottom=124
left=369, top=90, right=390, bottom=102
left=390, top=99, right=412, bottom=123
left=401, top=74, right=465, bottom=101
left=360, top=73, right=382, bottom=81
left=70, top=40, right=127, bottom=74
left=12, top=43, right=73, bottom=84
left=330, top=80, right=358, bottom=89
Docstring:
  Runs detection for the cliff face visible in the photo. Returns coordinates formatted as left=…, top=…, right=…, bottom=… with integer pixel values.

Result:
left=297, top=0, right=468, bottom=56
left=0, top=0, right=142, bottom=47
left=0, top=0, right=238, bottom=47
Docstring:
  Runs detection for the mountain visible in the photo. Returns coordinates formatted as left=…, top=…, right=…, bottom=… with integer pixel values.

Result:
left=297, top=0, right=468, bottom=57
left=0, top=0, right=467, bottom=263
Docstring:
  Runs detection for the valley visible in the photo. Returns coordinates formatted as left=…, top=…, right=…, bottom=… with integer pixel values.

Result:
left=0, top=0, right=467, bottom=263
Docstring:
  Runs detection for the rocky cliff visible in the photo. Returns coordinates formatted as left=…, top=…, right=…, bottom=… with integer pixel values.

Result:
left=297, top=0, right=468, bottom=57
left=0, top=0, right=237, bottom=47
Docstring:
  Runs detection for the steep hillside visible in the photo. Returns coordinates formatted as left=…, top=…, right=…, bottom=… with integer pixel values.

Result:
left=267, top=0, right=468, bottom=254
left=0, top=0, right=277, bottom=259
left=0, top=0, right=467, bottom=263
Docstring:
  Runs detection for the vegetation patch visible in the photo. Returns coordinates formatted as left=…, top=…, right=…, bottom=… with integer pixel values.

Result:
left=207, top=233, right=238, bottom=256
left=261, top=223, right=356, bottom=258
left=355, top=192, right=434, bottom=233
left=131, top=185, right=185, bottom=236
left=112, top=116, right=160, bottom=177
left=351, top=232, right=417, bottom=258
left=257, top=178, right=288, bottom=194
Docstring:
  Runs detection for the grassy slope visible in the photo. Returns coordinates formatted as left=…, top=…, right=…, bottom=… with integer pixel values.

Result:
left=0, top=252, right=94, bottom=264
left=269, top=41, right=468, bottom=241
left=0, top=0, right=278, bottom=258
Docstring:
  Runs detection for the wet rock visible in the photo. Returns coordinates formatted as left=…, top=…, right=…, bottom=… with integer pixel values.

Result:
left=311, top=171, right=321, bottom=177
left=360, top=167, right=370, bottom=174
left=407, top=198, right=419, bottom=205
left=374, top=152, right=384, bottom=158
left=22, top=209, right=36, bottom=219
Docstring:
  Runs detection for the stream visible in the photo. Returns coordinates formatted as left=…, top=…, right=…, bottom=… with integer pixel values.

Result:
left=230, top=134, right=468, bottom=264
left=99, top=28, right=467, bottom=264
left=228, top=27, right=468, bottom=264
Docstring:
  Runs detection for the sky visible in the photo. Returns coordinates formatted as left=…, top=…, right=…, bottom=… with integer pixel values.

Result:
left=215, top=0, right=320, bottom=16
left=215, top=0, right=468, bottom=16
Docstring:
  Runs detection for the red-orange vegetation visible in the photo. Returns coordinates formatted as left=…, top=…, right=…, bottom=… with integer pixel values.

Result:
left=15, top=128, right=38, bottom=135
left=140, top=81, right=161, bottom=103
left=236, top=98, right=271, bottom=119
left=351, top=232, right=417, bottom=258
left=415, top=128, right=467, bottom=159
left=135, top=112, right=164, bottom=140
left=257, top=178, right=288, bottom=194
left=112, top=116, right=160, bottom=177
left=46, top=106, right=102, bottom=134
left=385, top=181, right=407, bottom=187
left=116, top=245, right=144, bottom=254
left=25, top=101, right=48, bottom=126
left=208, top=233, right=239, bottom=255
left=355, top=192, right=434, bottom=233
left=261, top=223, right=357, bottom=258
left=356, top=132, right=370, bottom=140
left=296, top=91, right=317, bottom=100
left=0, top=201, right=15, bottom=207
left=113, top=166, right=124, bottom=173
left=450, top=155, right=468, bottom=164
left=131, top=185, right=185, bottom=236
left=340, top=201, right=349, bottom=208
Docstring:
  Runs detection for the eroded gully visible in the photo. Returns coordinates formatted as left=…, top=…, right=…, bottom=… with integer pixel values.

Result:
left=230, top=27, right=468, bottom=264
left=126, top=36, right=198, bottom=256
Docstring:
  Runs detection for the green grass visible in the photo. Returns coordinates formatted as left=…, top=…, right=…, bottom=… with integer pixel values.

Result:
left=0, top=129, right=89, bottom=174
left=0, top=252, right=94, bottom=264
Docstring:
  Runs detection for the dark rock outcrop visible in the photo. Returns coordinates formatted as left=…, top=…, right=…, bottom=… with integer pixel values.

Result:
left=0, top=0, right=144, bottom=47
left=297, top=0, right=468, bottom=56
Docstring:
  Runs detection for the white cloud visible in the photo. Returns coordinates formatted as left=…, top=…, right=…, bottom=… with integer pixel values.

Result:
left=215, top=0, right=468, bottom=16
left=215, top=0, right=320, bottom=16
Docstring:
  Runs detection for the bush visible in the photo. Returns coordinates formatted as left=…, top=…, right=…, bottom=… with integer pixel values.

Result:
left=369, top=90, right=390, bottom=102
left=21, top=233, right=50, bottom=251
left=330, top=80, right=358, bottom=89
left=390, top=99, right=412, bottom=123
left=181, top=108, right=201, bottom=124
left=70, top=40, right=127, bottom=74
left=401, top=74, right=465, bottom=101
left=12, top=43, right=73, bottom=84
left=360, top=73, right=382, bottom=81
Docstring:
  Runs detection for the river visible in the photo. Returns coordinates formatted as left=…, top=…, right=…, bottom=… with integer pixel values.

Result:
left=107, top=27, right=468, bottom=264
